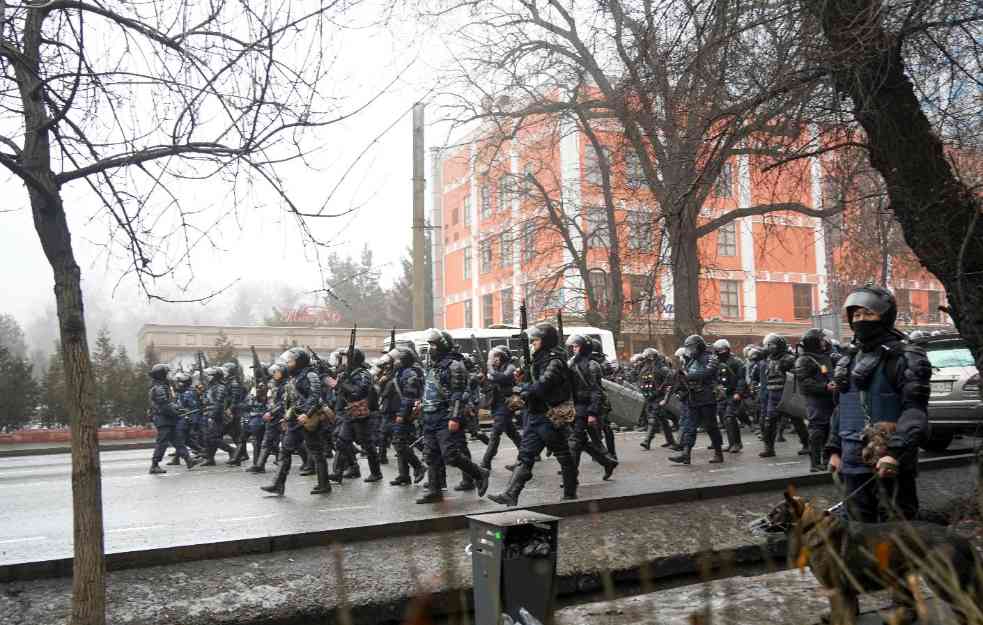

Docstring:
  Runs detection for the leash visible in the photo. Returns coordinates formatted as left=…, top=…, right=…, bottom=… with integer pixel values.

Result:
left=826, top=472, right=878, bottom=515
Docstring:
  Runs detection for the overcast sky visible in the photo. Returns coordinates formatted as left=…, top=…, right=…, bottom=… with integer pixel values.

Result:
left=1, top=2, right=464, bottom=350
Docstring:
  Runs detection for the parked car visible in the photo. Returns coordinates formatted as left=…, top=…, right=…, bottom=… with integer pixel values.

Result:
left=922, top=333, right=982, bottom=451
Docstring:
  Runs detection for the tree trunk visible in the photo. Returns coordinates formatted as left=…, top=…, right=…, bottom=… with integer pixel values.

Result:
left=670, top=215, right=705, bottom=342
left=806, top=0, right=983, bottom=516
left=14, top=8, right=106, bottom=624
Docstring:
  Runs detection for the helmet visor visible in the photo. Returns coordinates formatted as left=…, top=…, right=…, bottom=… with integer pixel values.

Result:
left=843, top=289, right=892, bottom=315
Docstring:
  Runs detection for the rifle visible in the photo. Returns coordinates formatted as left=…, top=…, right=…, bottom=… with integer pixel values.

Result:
left=308, top=345, right=331, bottom=377
left=250, top=346, right=270, bottom=385
left=516, top=300, right=532, bottom=379
left=471, top=334, right=488, bottom=377
left=388, top=327, right=396, bottom=353
left=200, top=351, right=210, bottom=369
left=344, top=324, right=357, bottom=380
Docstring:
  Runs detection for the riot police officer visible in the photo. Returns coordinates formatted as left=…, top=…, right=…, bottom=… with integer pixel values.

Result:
left=416, top=329, right=490, bottom=504
left=827, top=286, right=931, bottom=522
left=566, top=335, right=618, bottom=479
left=148, top=364, right=197, bottom=473
left=249, top=362, right=288, bottom=473
left=168, top=372, right=199, bottom=464
left=713, top=339, right=747, bottom=453
left=639, top=348, right=676, bottom=450
left=386, top=347, right=427, bottom=486
left=261, top=348, right=331, bottom=496
left=480, top=346, right=522, bottom=471
left=489, top=323, right=578, bottom=506
left=201, top=366, right=236, bottom=465
left=328, top=346, right=383, bottom=483
left=794, top=328, right=838, bottom=472
left=225, top=362, right=250, bottom=466
left=745, top=345, right=766, bottom=434
left=759, top=333, right=807, bottom=458
left=668, top=335, right=724, bottom=465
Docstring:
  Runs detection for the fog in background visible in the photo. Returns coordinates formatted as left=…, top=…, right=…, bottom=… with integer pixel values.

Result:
left=0, top=2, right=468, bottom=363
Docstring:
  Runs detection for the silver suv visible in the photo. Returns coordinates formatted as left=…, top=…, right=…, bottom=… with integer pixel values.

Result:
left=922, top=334, right=982, bottom=451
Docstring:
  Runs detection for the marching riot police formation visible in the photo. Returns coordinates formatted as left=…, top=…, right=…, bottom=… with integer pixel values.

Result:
left=144, top=285, right=930, bottom=520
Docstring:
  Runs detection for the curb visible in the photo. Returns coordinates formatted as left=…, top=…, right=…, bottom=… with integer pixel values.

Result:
left=0, top=442, right=157, bottom=458
left=0, top=452, right=972, bottom=583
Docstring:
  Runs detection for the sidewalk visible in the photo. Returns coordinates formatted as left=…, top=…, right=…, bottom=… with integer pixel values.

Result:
left=0, top=438, right=157, bottom=457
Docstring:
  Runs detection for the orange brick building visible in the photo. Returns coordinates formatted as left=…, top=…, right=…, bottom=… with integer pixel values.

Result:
left=428, top=123, right=951, bottom=355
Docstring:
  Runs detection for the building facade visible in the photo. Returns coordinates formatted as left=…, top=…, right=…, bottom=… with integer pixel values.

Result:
left=431, top=122, right=951, bottom=355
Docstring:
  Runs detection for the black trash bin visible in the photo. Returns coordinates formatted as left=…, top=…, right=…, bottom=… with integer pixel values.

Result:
left=468, top=510, right=561, bottom=625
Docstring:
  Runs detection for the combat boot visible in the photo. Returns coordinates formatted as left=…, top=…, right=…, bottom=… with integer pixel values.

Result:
left=668, top=446, right=692, bottom=465
left=390, top=455, right=411, bottom=486
left=299, top=458, right=316, bottom=476
left=247, top=448, right=271, bottom=474
left=343, top=464, right=361, bottom=479
left=602, top=456, right=618, bottom=481
left=709, top=448, right=725, bottom=464
left=454, top=474, right=476, bottom=492
left=166, top=455, right=181, bottom=466
left=149, top=462, right=167, bottom=475
left=640, top=422, right=656, bottom=450
left=327, top=453, right=347, bottom=483
left=261, top=454, right=290, bottom=496
left=183, top=455, right=199, bottom=470
left=560, top=461, right=578, bottom=501
left=488, top=463, right=532, bottom=507
left=411, top=455, right=427, bottom=483
left=759, top=421, right=777, bottom=457
left=724, top=420, right=743, bottom=453
left=415, top=467, right=444, bottom=504
left=808, top=431, right=826, bottom=472
left=379, top=448, right=389, bottom=465
left=310, top=457, right=332, bottom=495
left=364, top=453, right=383, bottom=483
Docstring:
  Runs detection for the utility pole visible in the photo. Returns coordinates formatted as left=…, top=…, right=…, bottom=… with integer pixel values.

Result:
left=412, top=103, right=427, bottom=330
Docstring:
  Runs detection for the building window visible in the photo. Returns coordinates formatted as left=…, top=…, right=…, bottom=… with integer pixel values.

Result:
left=586, top=205, right=609, bottom=247
left=793, top=284, right=813, bottom=320
left=522, top=162, right=536, bottom=196
left=717, top=221, right=737, bottom=257
left=627, top=210, right=653, bottom=251
left=481, top=182, right=492, bottom=219
left=185, top=334, right=197, bottom=346
left=584, top=146, right=610, bottom=187
left=464, top=300, right=473, bottom=327
left=501, top=288, right=514, bottom=325
left=544, top=288, right=563, bottom=310
left=498, top=176, right=511, bottom=212
left=452, top=202, right=459, bottom=226
left=628, top=275, right=653, bottom=315
left=927, top=291, right=941, bottom=322
left=589, top=272, right=609, bottom=312
left=715, top=162, right=733, bottom=197
left=463, top=245, right=472, bottom=280
left=463, top=195, right=471, bottom=226
left=482, top=294, right=494, bottom=327
left=896, top=288, right=911, bottom=322
left=720, top=280, right=741, bottom=319
left=522, top=220, right=536, bottom=263
left=499, top=231, right=511, bottom=268
left=625, top=151, right=645, bottom=189
left=479, top=238, right=492, bottom=274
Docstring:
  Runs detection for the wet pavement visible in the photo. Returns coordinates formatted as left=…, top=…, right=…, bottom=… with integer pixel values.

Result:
left=0, top=431, right=977, bottom=567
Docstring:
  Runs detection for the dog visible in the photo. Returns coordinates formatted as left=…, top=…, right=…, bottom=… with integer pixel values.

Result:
left=763, top=490, right=982, bottom=625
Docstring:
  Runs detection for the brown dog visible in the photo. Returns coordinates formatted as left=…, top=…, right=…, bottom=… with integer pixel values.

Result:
left=767, top=491, right=982, bottom=625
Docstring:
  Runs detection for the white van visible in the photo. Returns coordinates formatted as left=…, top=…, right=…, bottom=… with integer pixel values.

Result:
left=392, top=325, right=617, bottom=363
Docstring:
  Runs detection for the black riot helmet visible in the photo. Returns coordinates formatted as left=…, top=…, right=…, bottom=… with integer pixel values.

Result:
left=712, top=339, right=731, bottom=358
left=565, top=334, right=592, bottom=357
left=390, top=347, right=416, bottom=368
left=222, top=361, right=239, bottom=380
left=202, top=366, right=225, bottom=385
left=800, top=328, right=826, bottom=353
left=267, top=362, right=287, bottom=381
left=280, top=347, right=310, bottom=374
left=763, top=333, right=788, bottom=356
left=528, top=322, right=559, bottom=352
left=682, top=335, right=706, bottom=358
left=843, top=285, right=897, bottom=329
left=642, top=347, right=660, bottom=361
left=747, top=345, right=765, bottom=362
left=149, top=363, right=171, bottom=382
left=172, top=372, right=192, bottom=389
left=424, top=328, right=452, bottom=358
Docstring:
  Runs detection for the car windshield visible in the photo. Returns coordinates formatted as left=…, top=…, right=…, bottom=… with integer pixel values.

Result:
left=925, top=345, right=976, bottom=368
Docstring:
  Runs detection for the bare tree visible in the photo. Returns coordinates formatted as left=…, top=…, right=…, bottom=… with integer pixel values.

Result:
left=431, top=0, right=842, bottom=340
left=0, top=2, right=386, bottom=622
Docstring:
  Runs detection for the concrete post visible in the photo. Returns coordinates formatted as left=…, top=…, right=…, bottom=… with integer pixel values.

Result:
left=412, top=103, right=426, bottom=330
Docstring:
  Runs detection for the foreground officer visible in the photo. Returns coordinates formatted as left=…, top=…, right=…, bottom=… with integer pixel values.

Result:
left=261, top=348, right=331, bottom=496
left=713, top=339, right=747, bottom=453
left=480, top=346, right=522, bottom=471
left=669, top=335, right=724, bottom=465
left=149, top=364, right=197, bottom=473
left=759, top=333, right=806, bottom=458
left=566, top=334, right=618, bottom=479
left=415, top=330, right=489, bottom=504
left=639, top=348, right=675, bottom=450
left=169, top=372, right=200, bottom=463
left=249, top=362, right=288, bottom=473
left=794, top=328, right=837, bottom=472
left=489, top=323, right=578, bottom=506
left=827, top=286, right=931, bottom=522
left=386, top=347, right=427, bottom=486
left=328, top=346, right=383, bottom=483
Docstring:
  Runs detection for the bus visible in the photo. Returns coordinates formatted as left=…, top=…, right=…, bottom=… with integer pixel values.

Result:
left=391, top=325, right=618, bottom=363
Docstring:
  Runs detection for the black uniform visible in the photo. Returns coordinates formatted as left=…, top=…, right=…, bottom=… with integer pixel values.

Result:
left=794, top=347, right=837, bottom=471
left=332, top=364, right=383, bottom=482
left=639, top=356, right=676, bottom=449
left=149, top=379, right=192, bottom=471
left=669, top=336, right=724, bottom=465
left=716, top=352, right=748, bottom=452
left=568, top=352, right=618, bottom=476
left=202, top=378, right=235, bottom=464
left=386, top=362, right=426, bottom=485
left=760, top=346, right=807, bottom=456
left=480, top=359, right=521, bottom=470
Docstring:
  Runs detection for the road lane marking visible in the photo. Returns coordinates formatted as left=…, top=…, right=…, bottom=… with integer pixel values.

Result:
left=708, top=468, right=738, bottom=473
left=318, top=506, right=371, bottom=512
left=0, top=536, right=46, bottom=544
left=107, top=525, right=166, bottom=533
left=221, top=514, right=277, bottom=523
left=770, top=461, right=802, bottom=466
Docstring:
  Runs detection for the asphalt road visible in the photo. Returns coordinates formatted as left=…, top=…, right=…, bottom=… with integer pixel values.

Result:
left=0, top=430, right=977, bottom=567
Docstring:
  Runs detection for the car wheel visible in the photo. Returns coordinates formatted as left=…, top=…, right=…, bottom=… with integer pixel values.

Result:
left=920, top=432, right=954, bottom=453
